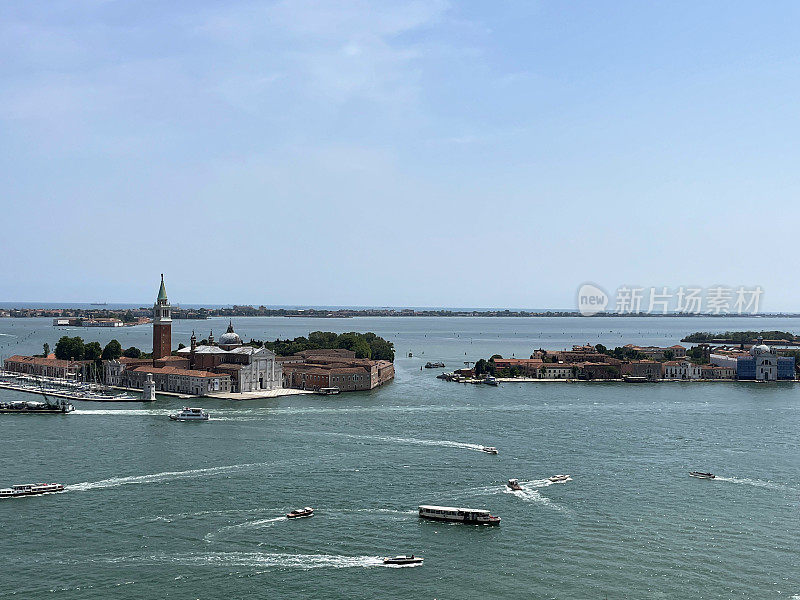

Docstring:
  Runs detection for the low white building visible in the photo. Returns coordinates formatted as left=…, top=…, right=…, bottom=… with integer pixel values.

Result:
left=662, top=360, right=702, bottom=380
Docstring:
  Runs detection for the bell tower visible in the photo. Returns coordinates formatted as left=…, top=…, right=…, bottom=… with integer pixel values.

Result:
left=152, top=274, right=172, bottom=359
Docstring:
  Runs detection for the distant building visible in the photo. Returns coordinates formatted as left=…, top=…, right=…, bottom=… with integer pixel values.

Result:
left=279, top=350, right=394, bottom=391
left=700, top=365, right=735, bottom=379
left=624, top=344, right=686, bottom=360
left=4, top=355, right=92, bottom=380
left=124, top=366, right=230, bottom=395
left=662, top=360, right=701, bottom=380
left=710, top=338, right=795, bottom=380
left=621, top=360, right=662, bottom=381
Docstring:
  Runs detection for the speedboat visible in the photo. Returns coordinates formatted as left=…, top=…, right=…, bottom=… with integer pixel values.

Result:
left=0, top=483, right=65, bottom=498
left=484, top=376, right=498, bottom=386
left=169, top=407, right=209, bottom=421
left=548, top=474, right=571, bottom=483
left=689, top=471, right=715, bottom=479
left=507, top=478, right=523, bottom=491
left=383, top=555, right=423, bottom=565
left=286, top=506, right=314, bottom=519
left=481, top=446, right=498, bottom=454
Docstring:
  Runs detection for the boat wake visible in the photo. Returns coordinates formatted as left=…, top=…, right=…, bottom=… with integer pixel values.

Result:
left=320, top=432, right=486, bottom=452
left=104, top=551, right=384, bottom=570
left=205, top=516, right=287, bottom=541
left=714, top=476, right=794, bottom=492
left=463, top=479, right=566, bottom=511
left=69, top=462, right=273, bottom=492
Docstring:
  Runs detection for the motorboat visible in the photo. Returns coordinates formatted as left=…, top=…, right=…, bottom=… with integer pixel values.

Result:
left=481, top=446, right=498, bottom=454
left=286, top=506, right=314, bottom=519
left=418, top=505, right=500, bottom=525
left=507, top=478, right=523, bottom=491
left=0, top=483, right=65, bottom=498
left=689, top=471, right=715, bottom=479
left=169, top=407, right=209, bottom=421
left=383, top=555, right=423, bottom=565
left=548, top=474, right=571, bottom=483
left=483, top=376, right=498, bottom=386
left=318, top=387, right=340, bottom=395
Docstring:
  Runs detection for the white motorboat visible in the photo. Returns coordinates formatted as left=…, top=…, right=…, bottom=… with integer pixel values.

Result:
left=383, top=555, right=423, bottom=565
left=287, top=506, right=314, bottom=519
left=548, top=474, right=571, bottom=483
left=169, top=407, right=209, bottom=421
left=689, top=471, right=715, bottom=479
left=418, top=505, right=500, bottom=525
left=0, top=483, right=65, bottom=498
left=507, top=478, right=523, bottom=491
left=481, top=446, right=498, bottom=454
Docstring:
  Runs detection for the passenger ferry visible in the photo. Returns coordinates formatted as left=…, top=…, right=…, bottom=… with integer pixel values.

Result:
left=169, top=407, right=209, bottom=421
left=0, top=483, right=65, bottom=498
left=418, top=505, right=500, bottom=525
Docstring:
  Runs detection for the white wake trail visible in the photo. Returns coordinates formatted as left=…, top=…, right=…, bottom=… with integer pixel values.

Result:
left=105, top=552, right=384, bottom=570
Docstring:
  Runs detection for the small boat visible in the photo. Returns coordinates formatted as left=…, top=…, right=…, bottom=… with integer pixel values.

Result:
left=483, top=376, right=498, bottom=386
left=169, top=407, right=209, bottom=421
left=0, top=483, right=65, bottom=498
left=286, top=506, right=314, bottom=519
left=424, top=362, right=445, bottom=369
left=318, top=387, right=340, bottom=395
left=481, top=446, right=498, bottom=454
left=383, top=555, right=423, bottom=565
left=548, top=474, right=571, bottom=483
left=507, top=478, right=523, bottom=491
left=689, top=471, right=715, bottom=479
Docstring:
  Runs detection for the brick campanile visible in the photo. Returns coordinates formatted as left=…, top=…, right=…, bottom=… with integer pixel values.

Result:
left=152, top=274, right=172, bottom=359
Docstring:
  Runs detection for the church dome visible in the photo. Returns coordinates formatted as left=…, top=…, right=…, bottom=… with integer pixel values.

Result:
left=750, top=343, right=770, bottom=356
left=219, top=321, right=242, bottom=347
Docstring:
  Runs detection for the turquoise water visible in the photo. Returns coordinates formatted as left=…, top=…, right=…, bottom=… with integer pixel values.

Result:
left=1, top=317, right=799, bottom=599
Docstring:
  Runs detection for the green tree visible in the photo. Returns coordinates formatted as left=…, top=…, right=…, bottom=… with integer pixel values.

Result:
left=663, top=349, right=675, bottom=361
left=102, top=339, right=122, bottom=361
left=122, top=310, right=135, bottom=323
left=475, top=359, right=488, bottom=375
left=122, top=346, right=142, bottom=359
left=55, top=336, right=85, bottom=360
left=42, top=343, right=50, bottom=357
left=595, top=344, right=607, bottom=354
left=84, top=341, right=102, bottom=361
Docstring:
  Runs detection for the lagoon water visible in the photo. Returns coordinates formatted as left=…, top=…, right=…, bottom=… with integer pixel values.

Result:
left=1, top=316, right=799, bottom=599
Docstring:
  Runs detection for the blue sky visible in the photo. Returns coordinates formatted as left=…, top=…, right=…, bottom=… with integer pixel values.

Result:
left=2, top=1, right=800, bottom=309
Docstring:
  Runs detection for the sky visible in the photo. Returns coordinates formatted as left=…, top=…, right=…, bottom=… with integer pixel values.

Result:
left=2, top=1, right=800, bottom=310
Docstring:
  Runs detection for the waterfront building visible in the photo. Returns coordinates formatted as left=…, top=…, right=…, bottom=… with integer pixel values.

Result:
left=125, top=366, right=231, bottom=395
left=278, top=350, right=394, bottom=391
left=710, top=338, right=795, bottom=380
left=3, top=355, right=92, bottom=380
left=576, top=362, right=620, bottom=380
left=177, top=322, right=282, bottom=393
left=700, top=365, right=736, bottom=379
left=621, top=360, right=662, bottom=381
left=662, top=360, right=702, bottom=380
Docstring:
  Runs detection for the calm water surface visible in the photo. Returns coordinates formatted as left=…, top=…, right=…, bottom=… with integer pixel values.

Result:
left=1, top=317, right=799, bottom=599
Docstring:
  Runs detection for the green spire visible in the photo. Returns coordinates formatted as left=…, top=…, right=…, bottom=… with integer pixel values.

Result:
left=157, top=274, right=168, bottom=301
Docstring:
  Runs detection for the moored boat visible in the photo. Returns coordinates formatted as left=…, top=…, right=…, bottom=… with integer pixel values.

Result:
left=383, top=555, right=423, bottom=565
left=286, top=506, right=314, bottom=519
left=169, top=407, right=209, bottom=421
left=418, top=505, right=500, bottom=525
left=689, top=471, right=715, bottom=479
left=507, top=478, right=523, bottom=491
left=318, top=387, right=340, bottom=395
left=483, top=376, right=498, bottom=386
left=0, top=399, right=74, bottom=414
left=0, top=483, right=65, bottom=498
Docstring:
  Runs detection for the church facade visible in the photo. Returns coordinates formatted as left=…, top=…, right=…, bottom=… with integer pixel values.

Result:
left=178, top=321, right=282, bottom=393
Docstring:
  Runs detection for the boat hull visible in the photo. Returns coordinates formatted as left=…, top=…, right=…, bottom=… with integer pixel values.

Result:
left=418, top=514, right=500, bottom=525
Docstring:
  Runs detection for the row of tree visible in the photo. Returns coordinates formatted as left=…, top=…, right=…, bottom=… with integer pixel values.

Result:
left=52, top=336, right=142, bottom=361
left=249, top=331, right=395, bottom=361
